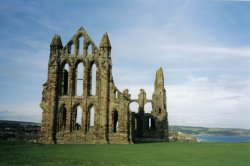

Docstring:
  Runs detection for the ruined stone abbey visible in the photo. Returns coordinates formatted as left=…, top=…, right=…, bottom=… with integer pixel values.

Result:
left=40, top=27, right=169, bottom=144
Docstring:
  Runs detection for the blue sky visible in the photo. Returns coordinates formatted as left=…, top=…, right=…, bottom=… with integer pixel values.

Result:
left=0, top=0, right=250, bottom=129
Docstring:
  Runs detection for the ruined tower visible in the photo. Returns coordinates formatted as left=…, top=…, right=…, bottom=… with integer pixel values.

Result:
left=40, top=27, right=168, bottom=144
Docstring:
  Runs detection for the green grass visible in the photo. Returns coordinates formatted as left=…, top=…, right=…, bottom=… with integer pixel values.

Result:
left=1, top=141, right=250, bottom=166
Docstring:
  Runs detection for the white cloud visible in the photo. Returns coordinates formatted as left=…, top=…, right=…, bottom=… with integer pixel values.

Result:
left=112, top=25, right=250, bottom=61
left=36, top=19, right=60, bottom=32
left=0, top=101, right=42, bottom=123
left=167, top=76, right=250, bottom=129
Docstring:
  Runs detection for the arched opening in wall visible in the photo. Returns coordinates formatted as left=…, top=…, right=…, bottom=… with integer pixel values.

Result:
left=87, top=44, right=92, bottom=55
left=114, top=90, right=118, bottom=100
left=57, top=110, right=62, bottom=132
left=134, top=117, right=138, bottom=130
left=62, top=108, right=67, bottom=130
left=87, top=105, right=95, bottom=131
left=159, top=108, right=161, bottom=114
left=62, top=63, right=69, bottom=95
left=129, top=102, right=139, bottom=113
left=78, top=36, right=84, bottom=55
left=148, top=117, right=151, bottom=131
left=72, top=105, right=82, bottom=130
left=76, top=63, right=84, bottom=96
left=91, top=63, right=97, bottom=96
left=113, top=110, right=118, bottom=133
left=90, top=106, right=94, bottom=127
left=151, top=118, right=156, bottom=131
left=69, top=43, right=75, bottom=55
left=144, top=102, right=152, bottom=113
left=58, top=107, right=67, bottom=132
left=76, top=106, right=82, bottom=130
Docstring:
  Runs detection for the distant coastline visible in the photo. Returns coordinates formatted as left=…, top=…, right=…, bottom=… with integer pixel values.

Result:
left=169, top=125, right=250, bottom=137
left=196, top=135, right=250, bottom=142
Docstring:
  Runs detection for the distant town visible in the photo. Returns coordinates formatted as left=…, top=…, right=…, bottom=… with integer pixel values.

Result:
left=0, top=120, right=40, bottom=142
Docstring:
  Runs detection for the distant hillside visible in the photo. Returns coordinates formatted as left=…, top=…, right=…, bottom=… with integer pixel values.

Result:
left=169, top=126, right=250, bottom=136
left=0, top=120, right=40, bottom=142
left=0, top=120, right=40, bottom=127
left=1, top=120, right=250, bottom=138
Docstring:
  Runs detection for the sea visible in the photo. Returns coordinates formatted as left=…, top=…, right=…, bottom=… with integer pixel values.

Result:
left=196, top=135, right=250, bottom=142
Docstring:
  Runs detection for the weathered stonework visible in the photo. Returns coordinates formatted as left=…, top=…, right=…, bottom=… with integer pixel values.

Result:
left=40, top=27, right=169, bottom=144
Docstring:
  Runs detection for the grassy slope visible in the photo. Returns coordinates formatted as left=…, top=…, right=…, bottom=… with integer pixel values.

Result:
left=1, top=141, right=250, bottom=166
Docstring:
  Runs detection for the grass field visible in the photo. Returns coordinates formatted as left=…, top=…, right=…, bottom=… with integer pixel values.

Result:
left=1, top=141, right=250, bottom=166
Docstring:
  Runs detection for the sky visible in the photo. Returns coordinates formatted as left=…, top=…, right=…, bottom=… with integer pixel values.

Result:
left=0, top=0, right=250, bottom=129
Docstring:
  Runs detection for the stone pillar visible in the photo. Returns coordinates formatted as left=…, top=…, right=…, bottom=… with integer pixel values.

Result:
left=152, top=67, right=168, bottom=141
left=40, top=34, right=63, bottom=144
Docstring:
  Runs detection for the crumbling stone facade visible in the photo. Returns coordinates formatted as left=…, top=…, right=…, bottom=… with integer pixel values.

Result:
left=40, top=27, right=169, bottom=144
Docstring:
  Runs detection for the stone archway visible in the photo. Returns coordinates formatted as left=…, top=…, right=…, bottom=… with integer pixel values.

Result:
left=112, top=110, right=118, bottom=133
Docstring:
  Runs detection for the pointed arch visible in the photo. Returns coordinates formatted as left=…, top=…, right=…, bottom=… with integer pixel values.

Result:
left=71, top=44, right=75, bottom=55
left=90, top=62, right=97, bottom=96
left=62, top=63, right=70, bottom=95
left=87, top=104, right=95, bottom=131
left=76, top=106, right=82, bottom=129
left=114, top=90, right=118, bottom=100
left=112, top=110, right=118, bottom=133
left=87, top=43, right=93, bottom=55
left=148, top=117, right=151, bottom=131
left=76, top=62, right=84, bottom=96
left=144, top=102, right=152, bottom=113
left=57, top=106, right=67, bottom=132
left=90, top=106, right=94, bottom=127
left=78, top=36, right=84, bottom=55
left=63, top=27, right=98, bottom=57
left=71, top=104, right=82, bottom=131
left=67, top=41, right=75, bottom=55
left=135, top=117, right=138, bottom=130
left=150, top=117, right=156, bottom=131
left=129, top=102, right=139, bottom=113
left=133, top=115, right=138, bottom=131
